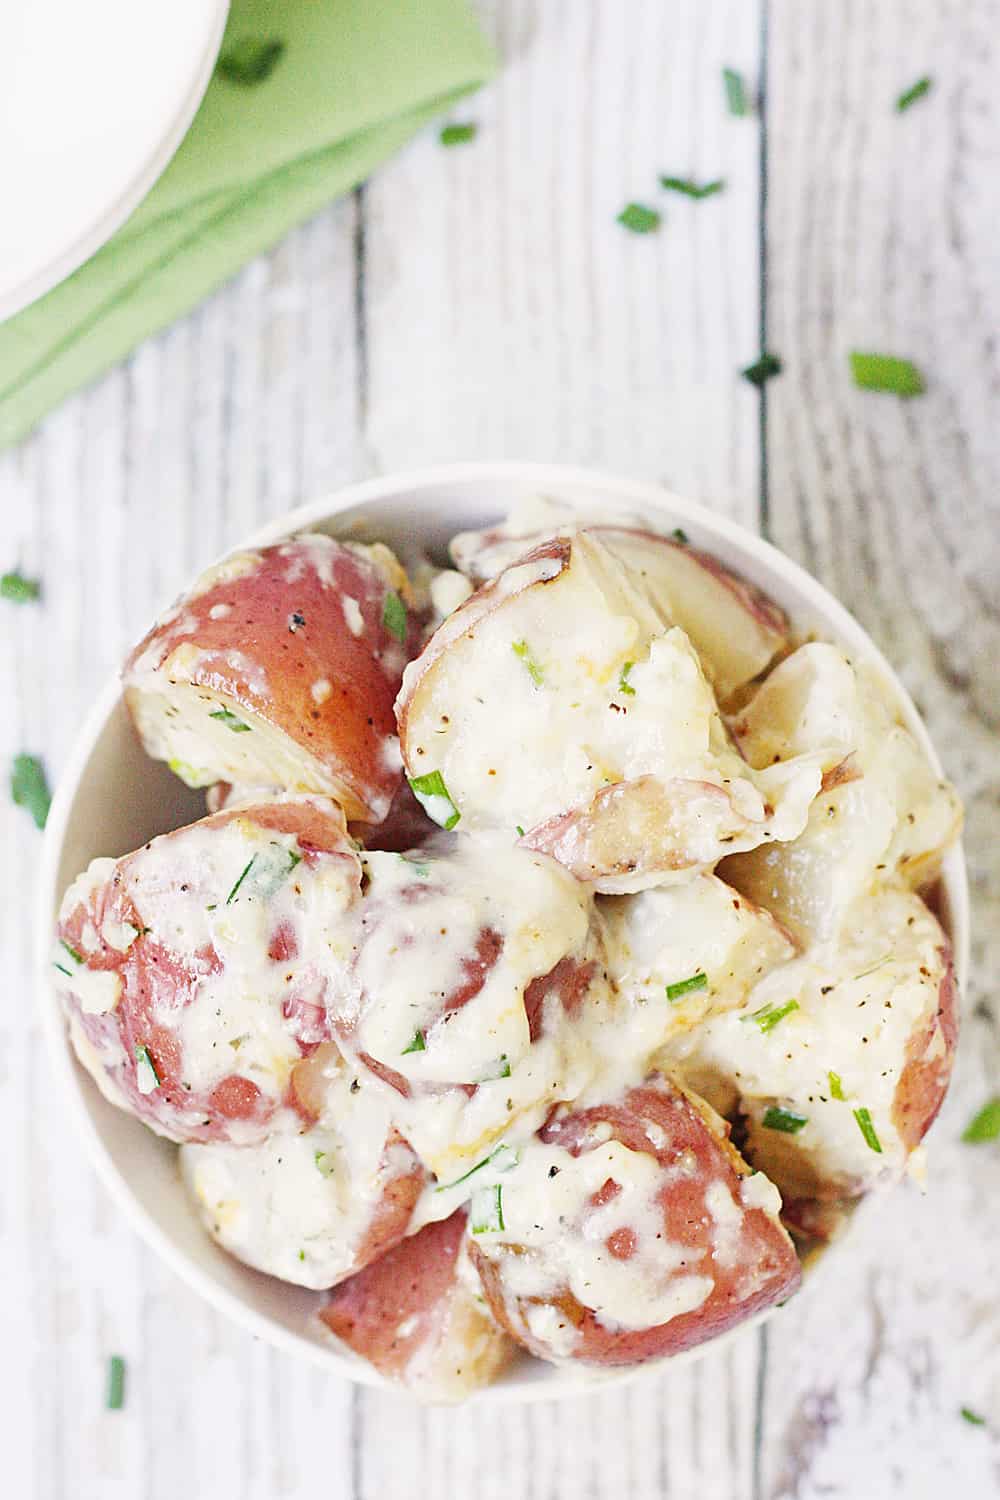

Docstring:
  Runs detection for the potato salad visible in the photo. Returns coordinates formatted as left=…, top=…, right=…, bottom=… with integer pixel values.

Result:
left=53, top=498, right=962, bottom=1401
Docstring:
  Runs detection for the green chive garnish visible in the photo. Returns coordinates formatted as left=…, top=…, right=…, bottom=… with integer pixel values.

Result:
left=407, top=770, right=460, bottom=830
left=134, top=1045, right=160, bottom=1094
left=743, top=353, right=783, bottom=386
left=314, top=1150, right=336, bottom=1178
left=382, top=591, right=407, bottom=643
left=761, top=1106, right=808, bottom=1134
left=660, top=176, right=725, bottom=200
left=828, top=1071, right=846, bottom=1102
left=961, top=1406, right=986, bottom=1426
left=440, top=122, right=478, bottom=146
left=512, top=640, right=544, bottom=685
left=962, top=1097, right=1000, bottom=1144
left=435, top=1143, right=518, bottom=1193
left=402, top=1030, right=426, bottom=1055
left=106, top=1355, right=126, bottom=1410
left=896, top=77, right=932, bottom=113
left=209, top=706, right=252, bottom=733
left=11, top=753, right=51, bottom=829
left=853, top=1106, right=883, bottom=1153
left=723, top=67, right=749, bottom=117
left=60, top=939, right=84, bottom=965
left=666, top=972, right=708, bottom=1003
left=216, top=37, right=285, bottom=86
left=618, top=661, right=636, bottom=697
left=470, top=1183, right=505, bottom=1234
left=741, top=999, right=800, bottom=1034
left=1, top=570, right=41, bottom=603
left=849, top=352, right=925, bottom=397
left=226, top=855, right=257, bottom=905
left=617, top=203, right=661, bottom=234
left=515, top=825, right=525, bottom=838
left=479, top=1055, right=511, bottom=1083
left=670, top=528, right=689, bottom=544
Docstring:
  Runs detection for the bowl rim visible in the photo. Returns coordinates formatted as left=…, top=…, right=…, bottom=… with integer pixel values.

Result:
left=36, top=460, right=970, bottom=1403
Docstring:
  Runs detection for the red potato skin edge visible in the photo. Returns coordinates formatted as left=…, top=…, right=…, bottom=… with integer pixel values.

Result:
left=124, top=539, right=421, bottom=822
left=471, top=1082, right=801, bottom=1367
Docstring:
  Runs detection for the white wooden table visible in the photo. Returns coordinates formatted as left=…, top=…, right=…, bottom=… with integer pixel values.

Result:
left=3, top=4, right=999, bottom=1496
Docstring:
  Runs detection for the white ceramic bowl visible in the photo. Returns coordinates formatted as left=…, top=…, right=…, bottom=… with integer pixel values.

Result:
left=37, top=463, right=969, bottom=1402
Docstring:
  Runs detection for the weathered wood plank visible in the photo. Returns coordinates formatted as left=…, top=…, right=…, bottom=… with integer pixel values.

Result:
left=758, top=2, right=1000, bottom=1495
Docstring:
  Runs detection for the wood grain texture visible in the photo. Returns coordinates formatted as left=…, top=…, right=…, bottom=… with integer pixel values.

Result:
left=2, top=0, right=997, bottom=1496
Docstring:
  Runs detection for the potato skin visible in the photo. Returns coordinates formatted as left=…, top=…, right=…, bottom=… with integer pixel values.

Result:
left=319, top=1211, right=514, bottom=1399
left=124, top=535, right=421, bottom=822
left=470, top=1077, right=800, bottom=1367
left=56, top=796, right=361, bottom=1144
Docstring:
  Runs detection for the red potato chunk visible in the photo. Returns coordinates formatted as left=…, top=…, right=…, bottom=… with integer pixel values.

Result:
left=180, top=1044, right=426, bottom=1289
left=123, top=534, right=422, bottom=823
left=55, top=796, right=362, bottom=1144
left=468, top=1075, right=800, bottom=1366
left=720, top=644, right=963, bottom=944
left=325, top=840, right=607, bottom=1181
left=398, top=532, right=832, bottom=892
left=672, top=884, right=957, bottom=1224
left=448, top=498, right=789, bottom=700
left=319, top=1211, right=514, bottom=1401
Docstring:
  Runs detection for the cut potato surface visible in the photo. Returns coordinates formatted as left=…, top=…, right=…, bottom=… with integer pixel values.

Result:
left=124, top=535, right=421, bottom=823
left=399, top=532, right=831, bottom=891
left=721, top=644, right=963, bottom=943
left=671, top=884, right=957, bottom=1215
left=320, top=1211, right=515, bottom=1401
left=55, top=796, right=361, bottom=1143
left=469, top=1074, right=800, bottom=1366
left=180, top=1047, right=425, bottom=1289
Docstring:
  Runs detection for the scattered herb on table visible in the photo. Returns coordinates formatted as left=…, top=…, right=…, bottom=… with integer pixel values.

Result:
left=660, top=176, right=725, bottom=200
left=743, top=353, right=783, bottom=386
left=896, top=77, right=932, bottom=113
left=106, top=1355, right=126, bottom=1410
left=960, top=1406, right=987, bottom=1426
left=440, top=123, right=478, bottom=146
left=723, top=67, right=749, bottom=117
left=1, top=570, right=40, bottom=603
left=617, top=202, right=661, bottom=234
left=849, top=352, right=925, bottom=396
left=666, top=971, right=708, bottom=1003
left=962, top=1096, right=1000, bottom=1144
left=216, top=37, right=285, bottom=87
left=11, top=753, right=51, bottom=828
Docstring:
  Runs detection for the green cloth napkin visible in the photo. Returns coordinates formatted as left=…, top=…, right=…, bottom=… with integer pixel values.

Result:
left=0, top=0, right=495, bottom=449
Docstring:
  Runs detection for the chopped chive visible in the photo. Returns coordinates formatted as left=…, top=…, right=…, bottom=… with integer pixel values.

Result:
left=962, top=1096, right=1000, bottom=1144
left=960, top=1406, right=986, bottom=1426
left=666, top=971, right=708, bottom=1002
left=134, top=1044, right=160, bottom=1095
left=298, top=1249, right=306, bottom=1262
left=226, top=854, right=257, bottom=905
left=209, top=706, right=252, bottom=733
left=828, top=1070, right=846, bottom=1102
left=402, top=1030, right=426, bottom=1055
left=741, top=998, right=800, bottom=1034
left=617, top=202, right=661, bottom=234
left=106, top=1355, right=125, bottom=1410
left=849, top=352, right=925, bottom=397
left=407, top=770, right=460, bottom=830
left=742, top=353, right=783, bottom=386
left=761, top=1106, right=809, bottom=1134
left=1, top=570, right=41, bottom=603
left=440, top=122, right=477, bottom=146
left=512, top=639, right=544, bottom=686
left=382, top=590, right=407, bottom=643
left=314, top=1150, right=336, bottom=1178
left=11, top=753, right=51, bottom=828
left=60, top=939, right=84, bottom=965
left=896, top=77, right=932, bottom=113
left=670, top=527, right=689, bottom=545
left=853, top=1106, right=883, bottom=1153
left=53, top=962, right=73, bottom=977
left=659, top=176, right=725, bottom=200
left=723, top=67, right=749, bottom=117
left=479, top=1055, right=511, bottom=1083
left=216, top=36, right=285, bottom=86
left=515, top=825, right=525, bottom=838
left=435, top=1143, right=519, bottom=1193
left=470, top=1183, right=505, bottom=1234
left=618, top=661, right=636, bottom=697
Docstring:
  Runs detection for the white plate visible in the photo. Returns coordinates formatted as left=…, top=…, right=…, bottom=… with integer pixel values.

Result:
left=0, top=0, right=229, bottom=323
left=36, top=462, right=970, bottom=1403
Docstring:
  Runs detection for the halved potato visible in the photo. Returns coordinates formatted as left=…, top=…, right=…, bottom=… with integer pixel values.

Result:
left=398, top=532, right=832, bottom=891
left=469, top=1073, right=800, bottom=1366
left=671, top=883, right=957, bottom=1221
left=54, top=795, right=361, bottom=1143
left=319, top=1210, right=515, bottom=1401
left=721, top=644, right=963, bottom=943
left=124, top=534, right=422, bottom=823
